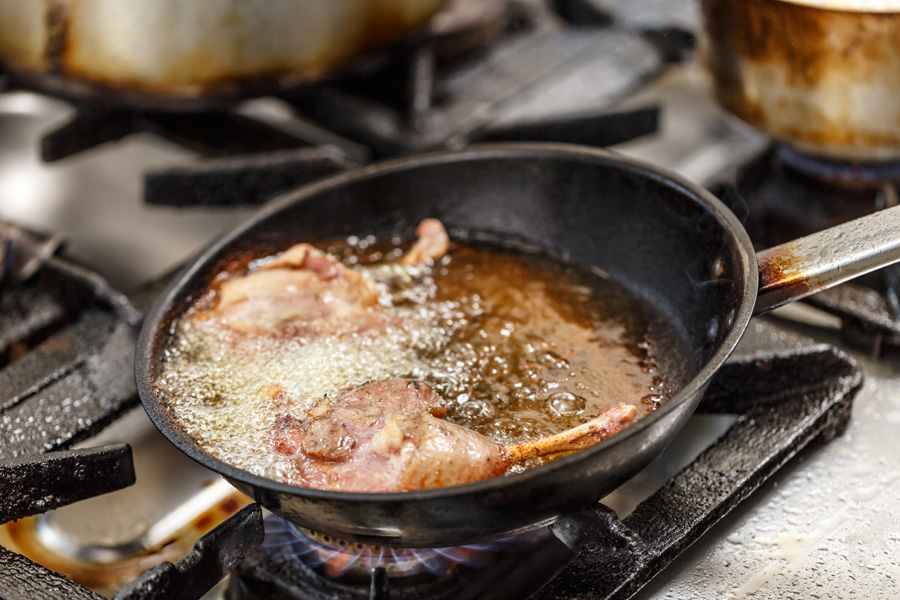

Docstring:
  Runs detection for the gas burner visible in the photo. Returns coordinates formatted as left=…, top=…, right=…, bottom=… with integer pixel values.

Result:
left=294, top=521, right=521, bottom=579
left=228, top=347, right=861, bottom=600
left=776, top=144, right=900, bottom=190
left=269, top=521, right=517, bottom=580
left=230, top=518, right=573, bottom=600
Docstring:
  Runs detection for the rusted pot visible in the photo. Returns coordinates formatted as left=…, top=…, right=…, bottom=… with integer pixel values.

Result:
left=701, top=0, right=900, bottom=161
left=0, top=0, right=448, bottom=108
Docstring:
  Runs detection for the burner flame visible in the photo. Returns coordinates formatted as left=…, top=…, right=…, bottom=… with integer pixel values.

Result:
left=262, top=516, right=512, bottom=579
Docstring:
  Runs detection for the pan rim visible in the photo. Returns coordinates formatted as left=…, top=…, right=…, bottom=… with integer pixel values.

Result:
left=135, top=142, right=758, bottom=506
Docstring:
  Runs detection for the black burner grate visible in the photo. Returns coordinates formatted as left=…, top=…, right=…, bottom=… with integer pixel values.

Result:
left=39, top=108, right=358, bottom=207
left=286, top=23, right=665, bottom=158
left=228, top=345, right=861, bottom=600
left=0, top=254, right=264, bottom=599
left=0, top=256, right=140, bottom=459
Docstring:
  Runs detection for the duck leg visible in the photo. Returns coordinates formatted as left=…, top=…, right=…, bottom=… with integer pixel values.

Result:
left=399, top=218, right=450, bottom=265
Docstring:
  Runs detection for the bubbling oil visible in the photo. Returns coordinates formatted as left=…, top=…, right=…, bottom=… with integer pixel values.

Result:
left=156, top=238, right=684, bottom=482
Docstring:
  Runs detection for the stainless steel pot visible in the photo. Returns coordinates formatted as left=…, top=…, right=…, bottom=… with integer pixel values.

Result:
left=0, top=0, right=448, bottom=107
left=701, top=0, right=900, bottom=161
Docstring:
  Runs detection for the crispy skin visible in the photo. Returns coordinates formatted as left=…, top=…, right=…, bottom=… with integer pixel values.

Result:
left=208, top=219, right=450, bottom=337
left=399, top=218, right=450, bottom=266
left=391, top=412, right=508, bottom=490
left=212, top=243, right=385, bottom=336
left=270, top=379, right=637, bottom=492
left=272, top=379, right=506, bottom=492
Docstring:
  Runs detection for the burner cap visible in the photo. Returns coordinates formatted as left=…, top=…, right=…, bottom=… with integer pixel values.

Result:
left=776, top=144, right=900, bottom=189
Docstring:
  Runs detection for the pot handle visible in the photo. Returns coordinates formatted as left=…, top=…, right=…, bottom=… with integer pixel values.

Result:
left=754, top=203, right=900, bottom=315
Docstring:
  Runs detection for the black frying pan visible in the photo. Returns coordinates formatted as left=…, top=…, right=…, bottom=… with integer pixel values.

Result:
left=135, top=143, right=900, bottom=548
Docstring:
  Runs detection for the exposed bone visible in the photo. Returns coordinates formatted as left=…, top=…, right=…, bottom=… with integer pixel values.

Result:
left=399, top=218, right=450, bottom=265
left=502, top=404, right=638, bottom=464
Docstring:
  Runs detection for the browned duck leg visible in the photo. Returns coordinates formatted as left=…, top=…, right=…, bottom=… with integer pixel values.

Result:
left=398, top=403, right=639, bottom=490
left=270, top=379, right=639, bottom=492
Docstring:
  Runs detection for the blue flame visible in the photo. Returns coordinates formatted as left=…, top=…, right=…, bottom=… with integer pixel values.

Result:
left=259, top=515, right=520, bottom=577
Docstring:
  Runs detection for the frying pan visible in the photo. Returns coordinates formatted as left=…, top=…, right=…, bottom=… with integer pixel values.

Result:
left=135, top=143, right=900, bottom=547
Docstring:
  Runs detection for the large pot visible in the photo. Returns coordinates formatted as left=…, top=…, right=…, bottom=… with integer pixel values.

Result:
left=701, top=0, right=900, bottom=161
left=0, top=0, right=447, bottom=109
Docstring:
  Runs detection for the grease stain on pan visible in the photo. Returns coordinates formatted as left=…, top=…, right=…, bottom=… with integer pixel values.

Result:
left=755, top=245, right=812, bottom=314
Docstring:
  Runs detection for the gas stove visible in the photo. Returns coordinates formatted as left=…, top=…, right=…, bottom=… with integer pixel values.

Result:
left=2, top=1, right=900, bottom=599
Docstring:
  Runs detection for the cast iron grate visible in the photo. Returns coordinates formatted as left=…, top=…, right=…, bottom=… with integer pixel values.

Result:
left=284, top=2, right=667, bottom=159
left=0, top=256, right=140, bottom=459
left=228, top=345, right=861, bottom=600
left=0, top=249, right=264, bottom=599
left=712, top=145, right=900, bottom=356
left=41, top=108, right=358, bottom=207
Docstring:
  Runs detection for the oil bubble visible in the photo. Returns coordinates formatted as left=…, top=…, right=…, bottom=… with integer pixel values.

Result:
left=548, top=391, right=586, bottom=416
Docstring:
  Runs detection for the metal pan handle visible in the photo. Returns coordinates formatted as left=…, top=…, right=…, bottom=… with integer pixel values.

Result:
left=754, top=203, right=900, bottom=315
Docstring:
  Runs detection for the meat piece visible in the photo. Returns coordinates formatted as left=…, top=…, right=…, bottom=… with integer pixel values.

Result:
left=391, top=413, right=511, bottom=490
left=271, top=379, right=463, bottom=492
left=270, top=379, right=637, bottom=492
left=399, top=218, right=450, bottom=266
left=208, top=219, right=449, bottom=336
left=212, top=243, right=384, bottom=336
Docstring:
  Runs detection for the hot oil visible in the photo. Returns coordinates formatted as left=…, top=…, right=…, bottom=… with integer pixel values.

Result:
left=156, top=237, right=684, bottom=482
left=402, top=243, right=676, bottom=472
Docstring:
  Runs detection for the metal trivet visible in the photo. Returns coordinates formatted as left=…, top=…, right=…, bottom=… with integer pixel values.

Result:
left=0, top=256, right=140, bottom=459
left=552, top=0, right=699, bottom=63
left=712, top=145, right=900, bottom=355
left=43, top=108, right=358, bottom=207
left=228, top=345, right=861, bottom=600
left=0, top=254, right=264, bottom=599
left=285, top=5, right=666, bottom=158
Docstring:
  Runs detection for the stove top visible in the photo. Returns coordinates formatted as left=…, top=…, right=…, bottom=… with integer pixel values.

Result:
left=227, top=343, right=861, bottom=600
left=2, top=1, right=900, bottom=598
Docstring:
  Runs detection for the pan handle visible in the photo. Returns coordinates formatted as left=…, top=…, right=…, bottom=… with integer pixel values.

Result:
left=754, top=202, right=900, bottom=315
